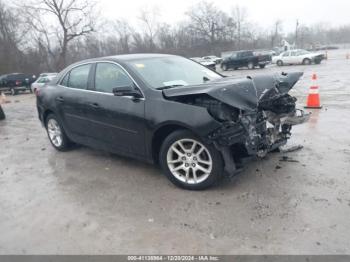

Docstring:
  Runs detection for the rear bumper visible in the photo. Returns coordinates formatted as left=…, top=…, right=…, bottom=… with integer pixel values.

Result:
left=37, top=104, right=45, bottom=125
left=258, top=60, right=271, bottom=65
left=312, top=55, right=325, bottom=62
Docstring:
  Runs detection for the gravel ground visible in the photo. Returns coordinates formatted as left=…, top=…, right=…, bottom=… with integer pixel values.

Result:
left=0, top=49, right=350, bottom=254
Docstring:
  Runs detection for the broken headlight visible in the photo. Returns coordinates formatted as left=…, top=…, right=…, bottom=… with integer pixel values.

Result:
left=193, top=97, right=239, bottom=122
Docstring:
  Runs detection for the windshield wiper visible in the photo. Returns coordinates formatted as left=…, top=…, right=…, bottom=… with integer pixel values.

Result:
left=156, top=84, right=184, bottom=90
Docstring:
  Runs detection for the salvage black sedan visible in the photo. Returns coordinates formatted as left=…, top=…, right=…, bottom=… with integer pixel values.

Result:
left=37, top=54, right=309, bottom=190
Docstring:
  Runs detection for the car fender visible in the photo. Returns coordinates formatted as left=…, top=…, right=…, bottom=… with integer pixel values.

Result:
left=147, top=99, right=222, bottom=139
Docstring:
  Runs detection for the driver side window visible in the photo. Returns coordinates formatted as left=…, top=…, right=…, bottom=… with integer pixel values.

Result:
left=95, top=63, right=133, bottom=93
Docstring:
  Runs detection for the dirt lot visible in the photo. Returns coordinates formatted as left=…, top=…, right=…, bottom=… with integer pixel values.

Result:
left=1, top=49, right=350, bottom=254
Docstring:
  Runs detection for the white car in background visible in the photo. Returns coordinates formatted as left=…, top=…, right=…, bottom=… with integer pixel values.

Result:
left=272, top=49, right=325, bottom=66
left=190, top=57, right=216, bottom=71
left=31, top=73, right=57, bottom=93
left=202, top=55, right=222, bottom=64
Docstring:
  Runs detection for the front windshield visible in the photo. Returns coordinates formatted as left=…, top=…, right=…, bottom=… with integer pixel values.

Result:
left=127, top=56, right=222, bottom=89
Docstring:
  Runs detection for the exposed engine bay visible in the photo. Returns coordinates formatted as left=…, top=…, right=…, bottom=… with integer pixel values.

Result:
left=163, top=72, right=310, bottom=174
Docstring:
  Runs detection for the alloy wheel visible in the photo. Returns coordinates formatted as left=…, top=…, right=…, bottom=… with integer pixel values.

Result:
left=47, top=118, right=63, bottom=147
left=166, top=139, right=213, bottom=184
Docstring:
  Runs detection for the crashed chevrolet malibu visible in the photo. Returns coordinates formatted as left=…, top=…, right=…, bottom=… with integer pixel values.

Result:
left=36, top=54, right=309, bottom=190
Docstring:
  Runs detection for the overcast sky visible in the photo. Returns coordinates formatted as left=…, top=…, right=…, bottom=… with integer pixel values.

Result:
left=98, top=0, right=348, bottom=33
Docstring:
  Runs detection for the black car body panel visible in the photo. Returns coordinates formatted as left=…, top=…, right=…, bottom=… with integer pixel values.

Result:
left=37, top=54, right=309, bottom=176
left=163, top=72, right=302, bottom=111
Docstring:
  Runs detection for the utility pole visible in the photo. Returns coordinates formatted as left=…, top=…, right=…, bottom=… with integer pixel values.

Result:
left=295, top=19, right=299, bottom=48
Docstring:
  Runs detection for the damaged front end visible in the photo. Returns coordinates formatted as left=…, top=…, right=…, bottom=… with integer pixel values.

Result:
left=163, top=72, right=310, bottom=175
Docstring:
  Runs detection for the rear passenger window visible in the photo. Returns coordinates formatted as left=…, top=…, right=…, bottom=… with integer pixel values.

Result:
left=60, top=73, right=69, bottom=87
left=67, top=64, right=91, bottom=89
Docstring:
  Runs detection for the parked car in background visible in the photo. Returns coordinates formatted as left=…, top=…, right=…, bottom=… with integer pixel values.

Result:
left=190, top=57, right=216, bottom=71
left=37, top=54, right=309, bottom=190
left=0, top=73, right=36, bottom=95
left=189, top=57, right=201, bottom=62
left=202, top=55, right=222, bottom=64
left=220, top=50, right=272, bottom=71
left=39, top=72, right=57, bottom=77
left=272, top=49, right=325, bottom=66
left=31, top=73, right=58, bottom=93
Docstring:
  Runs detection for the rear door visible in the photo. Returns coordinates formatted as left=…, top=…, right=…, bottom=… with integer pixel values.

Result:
left=55, top=63, right=93, bottom=137
left=83, top=62, right=146, bottom=157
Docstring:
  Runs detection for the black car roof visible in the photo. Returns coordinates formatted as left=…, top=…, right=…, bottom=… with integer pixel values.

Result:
left=74, top=53, right=176, bottom=65
left=105, top=53, right=175, bottom=61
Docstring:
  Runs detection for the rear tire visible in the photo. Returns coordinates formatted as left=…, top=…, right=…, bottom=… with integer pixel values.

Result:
left=277, top=60, right=283, bottom=66
left=0, top=106, right=5, bottom=120
left=45, top=114, right=71, bottom=151
left=159, top=130, right=223, bottom=190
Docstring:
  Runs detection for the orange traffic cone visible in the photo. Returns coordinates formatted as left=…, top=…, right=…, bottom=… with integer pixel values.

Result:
left=305, top=73, right=322, bottom=109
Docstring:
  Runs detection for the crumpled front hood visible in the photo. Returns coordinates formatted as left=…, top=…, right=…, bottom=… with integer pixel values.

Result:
left=163, top=72, right=303, bottom=111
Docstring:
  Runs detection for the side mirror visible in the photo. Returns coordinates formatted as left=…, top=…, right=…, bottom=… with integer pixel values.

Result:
left=112, top=85, right=142, bottom=98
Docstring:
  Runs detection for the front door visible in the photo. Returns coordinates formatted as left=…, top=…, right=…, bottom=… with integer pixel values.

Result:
left=84, top=62, right=146, bottom=157
left=282, top=51, right=292, bottom=64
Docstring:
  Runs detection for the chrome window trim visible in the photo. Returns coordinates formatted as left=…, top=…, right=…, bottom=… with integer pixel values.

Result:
left=58, top=60, right=145, bottom=99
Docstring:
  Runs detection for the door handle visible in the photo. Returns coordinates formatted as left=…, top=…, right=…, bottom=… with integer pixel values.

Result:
left=56, top=96, right=64, bottom=103
left=89, top=103, right=100, bottom=109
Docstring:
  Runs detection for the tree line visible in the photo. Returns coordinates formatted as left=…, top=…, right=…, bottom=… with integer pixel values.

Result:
left=1, top=0, right=350, bottom=75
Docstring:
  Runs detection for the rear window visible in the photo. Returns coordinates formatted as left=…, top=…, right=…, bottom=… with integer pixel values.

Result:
left=60, top=64, right=91, bottom=89
left=69, top=64, right=91, bottom=89
left=7, top=74, right=26, bottom=80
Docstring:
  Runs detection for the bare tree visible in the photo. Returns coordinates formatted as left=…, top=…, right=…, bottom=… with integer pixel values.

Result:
left=230, top=6, right=248, bottom=49
left=2, top=0, right=350, bottom=75
left=23, top=0, right=96, bottom=70
left=0, top=0, right=28, bottom=73
left=138, top=6, right=160, bottom=52
left=114, top=19, right=133, bottom=54
left=186, top=1, right=227, bottom=52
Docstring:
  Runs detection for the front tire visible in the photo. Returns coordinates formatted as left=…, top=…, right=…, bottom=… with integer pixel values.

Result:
left=277, top=60, right=283, bottom=66
left=259, top=64, right=266, bottom=69
left=303, top=58, right=311, bottom=65
left=159, top=130, right=224, bottom=190
left=45, top=114, right=70, bottom=151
